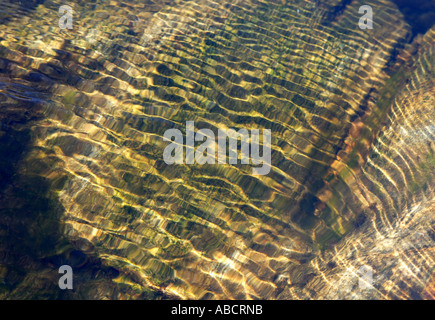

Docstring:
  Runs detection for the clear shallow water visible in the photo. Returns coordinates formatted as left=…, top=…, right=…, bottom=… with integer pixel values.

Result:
left=0, top=0, right=434, bottom=299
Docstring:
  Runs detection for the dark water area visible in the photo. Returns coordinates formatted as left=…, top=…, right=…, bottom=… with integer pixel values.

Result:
left=392, top=0, right=435, bottom=38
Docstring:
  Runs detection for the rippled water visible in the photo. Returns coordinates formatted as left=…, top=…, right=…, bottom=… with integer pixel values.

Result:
left=0, top=0, right=433, bottom=299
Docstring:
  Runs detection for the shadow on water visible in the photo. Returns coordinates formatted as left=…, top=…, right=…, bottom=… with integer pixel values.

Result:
left=0, top=61, right=123, bottom=299
left=392, top=0, right=435, bottom=39
left=0, top=78, right=65, bottom=298
left=0, top=0, right=45, bottom=24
